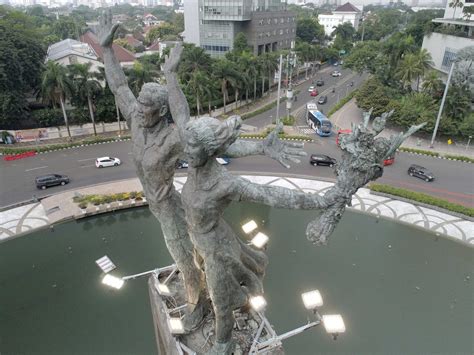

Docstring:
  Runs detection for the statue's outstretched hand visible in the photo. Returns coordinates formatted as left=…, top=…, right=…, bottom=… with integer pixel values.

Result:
left=163, top=42, right=184, bottom=74
left=98, top=10, right=120, bottom=48
left=263, top=122, right=307, bottom=169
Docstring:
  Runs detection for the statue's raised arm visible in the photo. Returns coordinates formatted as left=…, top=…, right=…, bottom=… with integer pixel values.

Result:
left=98, top=10, right=137, bottom=125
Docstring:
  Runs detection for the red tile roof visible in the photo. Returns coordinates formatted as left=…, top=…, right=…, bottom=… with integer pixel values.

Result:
left=335, top=2, right=360, bottom=12
left=80, top=31, right=135, bottom=63
left=147, top=41, right=160, bottom=51
left=125, top=34, right=142, bottom=47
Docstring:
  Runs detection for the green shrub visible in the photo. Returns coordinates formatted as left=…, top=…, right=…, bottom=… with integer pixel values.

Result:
left=91, top=196, right=103, bottom=206
left=370, top=183, right=474, bottom=217
left=278, top=115, right=295, bottom=126
left=444, top=154, right=474, bottom=163
left=398, top=147, right=440, bottom=157
left=130, top=191, right=137, bottom=199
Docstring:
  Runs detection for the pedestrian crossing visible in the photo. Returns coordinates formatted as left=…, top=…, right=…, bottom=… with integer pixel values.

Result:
left=297, top=126, right=315, bottom=135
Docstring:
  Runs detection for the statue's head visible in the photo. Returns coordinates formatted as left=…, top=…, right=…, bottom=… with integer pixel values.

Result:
left=372, top=116, right=386, bottom=135
left=184, top=115, right=242, bottom=167
left=137, top=83, right=168, bottom=128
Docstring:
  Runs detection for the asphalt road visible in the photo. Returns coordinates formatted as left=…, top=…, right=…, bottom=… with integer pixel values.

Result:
left=1, top=138, right=472, bottom=208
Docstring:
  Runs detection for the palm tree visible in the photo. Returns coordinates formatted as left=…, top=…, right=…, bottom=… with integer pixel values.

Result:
left=41, top=61, right=74, bottom=139
left=178, top=44, right=212, bottom=81
left=449, top=0, right=464, bottom=18
left=187, top=70, right=211, bottom=117
left=125, top=61, right=160, bottom=96
left=68, top=63, right=102, bottom=136
left=414, top=49, right=434, bottom=91
left=422, top=70, right=443, bottom=96
left=396, top=53, right=422, bottom=91
left=259, top=52, right=278, bottom=97
left=213, top=59, right=239, bottom=114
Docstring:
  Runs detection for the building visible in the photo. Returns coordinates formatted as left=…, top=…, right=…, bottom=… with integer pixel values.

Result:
left=421, top=0, right=474, bottom=81
left=319, top=2, right=361, bottom=36
left=184, top=0, right=296, bottom=57
left=46, top=39, right=103, bottom=72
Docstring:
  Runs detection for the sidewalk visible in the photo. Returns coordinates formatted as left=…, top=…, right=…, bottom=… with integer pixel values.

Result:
left=330, top=98, right=474, bottom=158
left=1, top=175, right=472, bottom=245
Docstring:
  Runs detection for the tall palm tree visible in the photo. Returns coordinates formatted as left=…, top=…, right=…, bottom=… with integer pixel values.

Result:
left=396, top=53, right=422, bottom=91
left=68, top=63, right=102, bottom=136
left=449, top=0, right=464, bottom=18
left=41, top=61, right=74, bottom=139
left=259, top=52, right=278, bottom=97
left=178, top=44, right=212, bottom=81
left=414, top=49, right=434, bottom=91
left=422, top=70, right=443, bottom=96
left=187, top=70, right=211, bottom=117
left=125, top=61, right=160, bottom=96
left=213, top=59, right=239, bottom=114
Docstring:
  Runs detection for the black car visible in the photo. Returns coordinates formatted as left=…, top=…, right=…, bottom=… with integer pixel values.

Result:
left=310, top=154, right=336, bottom=167
left=35, top=174, right=70, bottom=190
left=408, top=164, right=434, bottom=182
left=318, top=95, right=327, bottom=104
left=316, top=80, right=324, bottom=86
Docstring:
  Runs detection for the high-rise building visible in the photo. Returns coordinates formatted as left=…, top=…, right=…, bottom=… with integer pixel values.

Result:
left=184, top=0, right=296, bottom=57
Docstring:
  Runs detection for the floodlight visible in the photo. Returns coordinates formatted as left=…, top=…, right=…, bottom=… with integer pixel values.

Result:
left=95, top=255, right=116, bottom=273
left=301, top=290, right=323, bottom=310
left=251, top=232, right=269, bottom=249
left=249, top=295, right=267, bottom=312
left=102, top=274, right=124, bottom=289
left=157, top=282, right=172, bottom=296
left=322, top=314, right=345, bottom=335
left=242, top=220, right=258, bottom=234
left=168, top=317, right=185, bottom=334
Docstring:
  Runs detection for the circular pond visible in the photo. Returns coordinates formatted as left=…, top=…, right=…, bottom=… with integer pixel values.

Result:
left=0, top=204, right=472, bottom=354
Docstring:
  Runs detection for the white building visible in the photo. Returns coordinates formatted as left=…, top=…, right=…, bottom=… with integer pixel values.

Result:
left=421, top=0, right=474, bottom=80
left=46, top=39, right=103, bottom=72
left=319, top=2, right=362, bottom=37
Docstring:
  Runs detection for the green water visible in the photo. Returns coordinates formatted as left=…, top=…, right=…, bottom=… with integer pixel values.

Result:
left=0, top=205, right=472, bottom=355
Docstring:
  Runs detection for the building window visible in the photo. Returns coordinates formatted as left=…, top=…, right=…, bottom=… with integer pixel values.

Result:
left=441, top=48, right=457, bottom=72
left=279, top=29, right=283, bottom=35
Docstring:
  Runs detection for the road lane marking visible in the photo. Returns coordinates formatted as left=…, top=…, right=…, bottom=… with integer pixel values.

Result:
left=78, top=158, right=96, bottom=162
left=25, top=166, right=48, bottom=172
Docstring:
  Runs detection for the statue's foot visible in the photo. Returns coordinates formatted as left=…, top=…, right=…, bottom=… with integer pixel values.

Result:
left=182, top=301, right=209, bottom=332
left=209, top=341, right=235, bottom=355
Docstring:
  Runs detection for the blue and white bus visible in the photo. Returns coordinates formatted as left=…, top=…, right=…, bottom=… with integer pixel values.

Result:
left=306, top=103, right=332, bottom=137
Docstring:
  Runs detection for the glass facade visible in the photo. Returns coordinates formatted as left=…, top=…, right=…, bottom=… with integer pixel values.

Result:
left=441, top=47, right=457, bottom=72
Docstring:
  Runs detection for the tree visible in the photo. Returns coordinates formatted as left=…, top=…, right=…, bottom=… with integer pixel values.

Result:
left=41, top=61, right=74, bottom=138
left=52, top=16, right=85, bottom=40
left=343, top=41, right=382, bottom=74
left=186, top=70, right=211, bottom=116
left=258, top=52, right=278, bottom=97
left=125, top=61, right=160, bottom=96
left=459, top=112, right=474, bottom=137
left=355, top=78, right=398, bottom=117
left=233, top=32, right=250, bottom=54
left=463, top=6, right=474, bottom=20
left=178, top=44, right=212, bottom=82
left=296, top=17, right=324, bottom=43
left=146, top=23, right=176, bottom=44
left=387, top=92, right=437, bottom=130
left=396, top=53, right=422, bottom=91
left=213, top=59, right=239, bottom=113
left=414, top=48, right=434, bottom=91
left=331, top=22, right=356, bottom=43
left=68, top=63, right=103, bottom=136
left=449, top=0, right=464, bottom=18
left=0, top=7, right=45, bottom=128
left=421, top=70, right=443, bottom=96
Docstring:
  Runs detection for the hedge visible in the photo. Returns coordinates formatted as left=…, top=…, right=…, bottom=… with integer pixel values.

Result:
left=0, top=135, right=131, bottom=155
left=398, top=147, right=440, bottom=157
left=370, top=183, right=474, bottom=217
left=73, top=191, right=144, bottom=207
left=327, top=89, right=358, bottom=117
left=444, top=154, right=474, bottom=163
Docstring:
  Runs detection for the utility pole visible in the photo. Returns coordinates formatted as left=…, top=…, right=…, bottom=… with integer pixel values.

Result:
left=276, top=55, right=283, bottom=125
left=430, top=61, right=455, bottom=148
left=286, top=42, right=295, bottom=122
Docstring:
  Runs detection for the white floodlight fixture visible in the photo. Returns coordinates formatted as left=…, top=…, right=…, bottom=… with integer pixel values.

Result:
left=168, top=317, right=185, bottom=334
left=249, top=295, right=267, bottom=312
left=251, top=232, right=269, bottom=249
left=301, top=290, right=323, bottom=310
left=102, top=274, right=124, bottom=289
left=322, top=314, right=346, bottom=339
left=157, top=282, right=172, bottom=297
left=95, top=255, right=116, bottom=273
left=242, top=220, right=258, bottom=234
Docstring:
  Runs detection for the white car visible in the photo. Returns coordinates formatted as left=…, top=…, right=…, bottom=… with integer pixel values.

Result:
left=308, top=86, right=315, bottom=92
left=331, top=71, right=342, bottom=77
left=95, top=156, right=121, bottom=168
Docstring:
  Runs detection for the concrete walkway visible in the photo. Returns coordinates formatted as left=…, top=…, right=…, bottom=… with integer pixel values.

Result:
left=330, top=99, right=474, bottom=158
left=1, top=174, right=472, bottom=245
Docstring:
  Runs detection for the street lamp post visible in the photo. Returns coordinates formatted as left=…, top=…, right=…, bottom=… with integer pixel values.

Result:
left=430, top=61, right=455, bottom=148
left=466, top=136, right=472, bottom=151
left=276, top=54, right=283, bottom=125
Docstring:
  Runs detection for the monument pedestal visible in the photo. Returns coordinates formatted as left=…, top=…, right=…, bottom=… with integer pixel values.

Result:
left=148, top=267, right=285, bottom=354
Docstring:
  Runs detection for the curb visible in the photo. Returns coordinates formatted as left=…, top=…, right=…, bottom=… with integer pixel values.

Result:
left=240, top=136, right=313, bottom=142
left=396, top=149, right=473, bottom=164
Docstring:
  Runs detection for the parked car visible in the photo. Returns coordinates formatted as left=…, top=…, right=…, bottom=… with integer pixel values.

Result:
left=331, top=71, right=342, bottom=77
left=310, top=89, right=318, bottom=97
left=318, top=95, right=327, bottom=104
left=308, top=86, right=315, bottom=92
left=310, top=154, right=336, bottom=167
left=407, top=164, right=434, bottom=182
left=35, top=174, right=70, bottom=190
left=176, top=157, right=230, bottom=169
left=384, top=156, right=395, bottom=166
left=316, top=80, right=324, bottom=86
left=95, top=157, right=121, bottom=168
